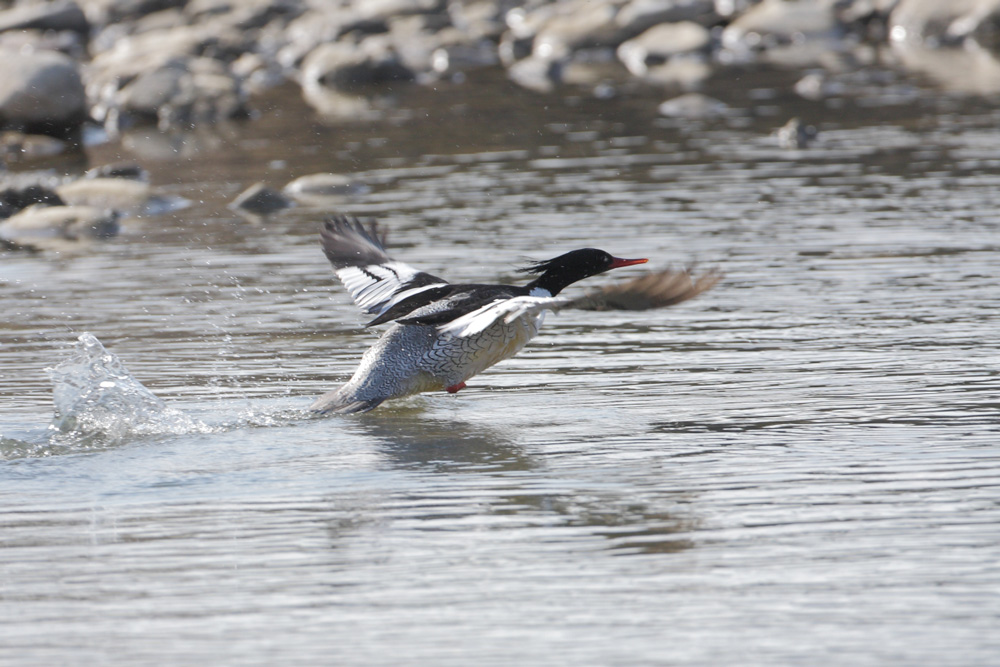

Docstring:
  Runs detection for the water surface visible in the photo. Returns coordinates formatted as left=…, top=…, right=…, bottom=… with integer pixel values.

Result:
left=2, top=69, right=999, bottom=664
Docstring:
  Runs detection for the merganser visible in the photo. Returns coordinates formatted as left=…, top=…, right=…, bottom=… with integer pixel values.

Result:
left=311, top=215, right=718, bottom=414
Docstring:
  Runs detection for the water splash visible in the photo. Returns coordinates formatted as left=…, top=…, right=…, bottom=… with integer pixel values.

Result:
left=46, top=333, right=213, bottom=441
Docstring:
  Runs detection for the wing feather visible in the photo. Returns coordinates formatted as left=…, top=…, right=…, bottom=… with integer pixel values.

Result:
left=321, top=215, right=449, bottom=322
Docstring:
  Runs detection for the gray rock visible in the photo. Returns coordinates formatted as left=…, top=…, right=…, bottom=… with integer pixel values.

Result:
left=0, top=0, right=89, bottom=35
left=617, top=21, right=711, bottom=76
left=887, top=39, right=1000, bottom=95
left=0, top=204, right=120, bottom=244
left=351, top=0, right=446, bottom=22
left=283, top=173, right=369, bottom=202
left=229, top=182, right=294, bottom=216
left=615, top=0, right=717, bottom=34
left=0, top=184, right=64, bottom=219
left=0, top=131, right=69, bottom=161
left=300, top=38, right=415, bottom=92
left=888, top=0, right=1000, bottom=45
left=109, top=57, right=246, bottom=129
left=721, top=0, right=843, bottom=50
left=85, top=162, right=150, bottom=181
left=81, top=0, right=188, bottom=26
left=0, top=49, right=87, bottom=136
left=657, top=92, right=728, bottom=117
left=55, top=177, right=152, bottom=215
left=531, top=1, right=626, bottom=60
left=775, top=117, right=818, bottom=149
left=507, top=55, right=563, bottom=92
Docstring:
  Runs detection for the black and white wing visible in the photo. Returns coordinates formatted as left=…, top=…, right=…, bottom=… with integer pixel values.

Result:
left=321, top=216, right=449, bottom=325
left=436, top=267, right=721, bottom=338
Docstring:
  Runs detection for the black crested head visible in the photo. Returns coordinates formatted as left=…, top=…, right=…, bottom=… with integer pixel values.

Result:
left=519, top=248, right=648, bottom=296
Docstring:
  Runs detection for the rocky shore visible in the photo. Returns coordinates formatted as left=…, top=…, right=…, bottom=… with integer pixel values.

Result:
left=2, top=0, right=1000, bottom=246
left=2, top=0, right=999, bottom=136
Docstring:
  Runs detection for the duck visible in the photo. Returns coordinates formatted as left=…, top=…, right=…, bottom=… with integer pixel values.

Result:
left=311, top=215, right=719, bottom=414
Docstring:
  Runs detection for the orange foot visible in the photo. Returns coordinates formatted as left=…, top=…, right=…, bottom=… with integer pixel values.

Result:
left=446, top=382, right=467, bottom=394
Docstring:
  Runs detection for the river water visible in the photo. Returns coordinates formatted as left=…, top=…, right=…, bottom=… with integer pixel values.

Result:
left=2, top=68, right=999, bottom=664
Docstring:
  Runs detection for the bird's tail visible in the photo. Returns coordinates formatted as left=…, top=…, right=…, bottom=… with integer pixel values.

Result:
left=310, top=386, right=385, bottom=415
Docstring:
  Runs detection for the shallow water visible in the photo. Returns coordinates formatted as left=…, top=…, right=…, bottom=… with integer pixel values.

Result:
left=2, top=69, right=1000, bottom=664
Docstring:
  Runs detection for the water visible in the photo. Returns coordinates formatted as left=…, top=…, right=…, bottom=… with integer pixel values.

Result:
left=2, top=68, right=1000, bottom=664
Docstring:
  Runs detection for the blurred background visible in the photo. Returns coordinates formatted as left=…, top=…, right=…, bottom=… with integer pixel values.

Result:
left=2, top=1, right=1000, bottom=665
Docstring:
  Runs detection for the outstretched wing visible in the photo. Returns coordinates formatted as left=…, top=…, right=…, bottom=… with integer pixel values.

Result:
left=437, top=267, right=721, bottom=338
left=321, top=215, right=449, bottom=324
left=564, top=266, right=721, bottom=311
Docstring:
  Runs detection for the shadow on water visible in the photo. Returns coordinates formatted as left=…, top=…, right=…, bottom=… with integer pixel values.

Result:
left=338, top=408, right=699, bottom=556
left=354, top=409, right=536, bottom=473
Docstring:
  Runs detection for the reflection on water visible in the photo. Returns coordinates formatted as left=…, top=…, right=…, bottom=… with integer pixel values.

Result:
left=2, top=68, right=1000, bottom=664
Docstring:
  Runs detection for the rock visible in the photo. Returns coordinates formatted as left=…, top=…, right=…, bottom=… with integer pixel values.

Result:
left=657, top=92, right=728, bottom=118
left=81, top=0, right=188, bottom=26
left=888, top=0, right=1000, bottom=45
left=283, top=173, right=369, bottom=202
left=615, top=0, right=717, bottom=34
left=111, top=57, right=246, bottom=129
left=0, top=0, right=89, bottom=35
left=507, top=55, right=563, bottom=92
left=888, top=39, right=1000, bottom=95
left=0, top=49, right=87, bottom=136
left=300, top=38, right=415, bottom=92
left=229, top=182, right=294, bottom=216
left=431, top=40, right=500, bottom=75
left=617, top=22, right=711, bottom=76
left=0, top=184, right=64, bottom=219
left=643, top=59, right=712, bottom=88
left=0, top=131, right=69, bottom=161
left=353, top=0, right=446, bottom=22
left=0, top=204, right=120, bottom=245
left=55, top=177, right=152, bottom=215
left=85, top=162, right=150, bottom=181
left=448, top=1, right=506, bottom=41
left=794, top=72, right=846, bottom=99
left=775, top=117, right=818, bottom=149
left=721, top=0, right=843, bottom=50
left=531, top=0, right=625, bottom=60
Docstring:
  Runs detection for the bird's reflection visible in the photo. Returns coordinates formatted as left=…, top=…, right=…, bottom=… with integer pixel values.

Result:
left=320, top=405, right=699, bottom=556
left=352, top=404, right=536, bottom=473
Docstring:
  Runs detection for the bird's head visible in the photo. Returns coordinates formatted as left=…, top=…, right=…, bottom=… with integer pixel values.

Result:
left=519, top=248, right=648, bottom=296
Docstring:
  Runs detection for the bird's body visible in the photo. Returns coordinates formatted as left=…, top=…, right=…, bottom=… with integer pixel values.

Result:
left=311, top=216, right=718, bottom=414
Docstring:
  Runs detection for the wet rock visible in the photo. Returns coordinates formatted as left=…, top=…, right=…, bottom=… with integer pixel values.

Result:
left=657, top=92, right=728, bottom=117
left=353, top=0, right=446, bottom=23
left=617, top=22, right=711, bottom=76
left=530, top=1, right=626, bottom=60
left=55, top=177, right=152, bottom=215
left=0, top=0, right=89, bottom=35
left=0, top=184, right=64, bottom=219
left=431, top=40, right=500, bottom=75
left=0, top=132, right=69, bottom=161
left=283, top=173, right=369, bottom=202
left=507, top=55, right=563, bottom=92
left=229, top=182, right=294, bottom=216
left=775, top=117, right=818, bottom=149
left=85, top=162, right=150, bottom=181
left=0, top=49, right=87, bottom=137
left=721, top=0, right=843, bottom=51
left=82, top=0, right=188, bottom=25
left=643, top=58, right=713, bottom=88
left=794, top=72, right=846, bottom=100
left=110, top=57, right=246, bottom=130
left=301, top=38, right=415, bottom=92
left=887, top=0, right=1000, bottom=45
left=887, top=39, right=1000, bottom=95
left=448, top=1, right=506, bottom=42
left=615, top=0, right=717, bottom=34
left=0, top=204, right=120, bottom=247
